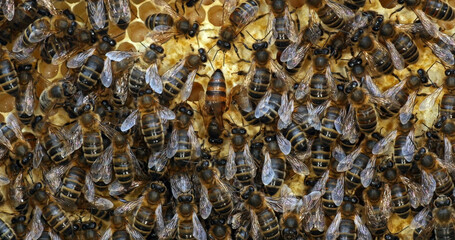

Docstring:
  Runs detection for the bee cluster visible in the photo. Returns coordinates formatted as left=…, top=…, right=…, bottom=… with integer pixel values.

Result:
left=0, top=0, right=454, bottom=239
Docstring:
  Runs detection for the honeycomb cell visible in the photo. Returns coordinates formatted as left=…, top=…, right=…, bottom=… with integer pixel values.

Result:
left=289, top=0, right=305, bottom=8
left=109, top=24, right=127, bottom=42
left=202, top=0, right=215, bottom=5
left=187, top=4, right=206, bottom=23
left=73, top=1, right=89, bottom=23
left=117, top=42, right=137, bottom=51
left=38, top=61, right=60, bottom=80
left=0, top=93, right=15, bottom=112
left=207, top=6, right=224, bottom=26
left=127, top=21, right=149, bottom=42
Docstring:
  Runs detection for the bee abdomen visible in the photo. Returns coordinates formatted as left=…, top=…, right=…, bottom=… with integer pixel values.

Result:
left=264, top=157, right=286, bottom=196
left=0, top=218, right=16, bottom=240
left=393, top=33, right=419, bottom=64
left=133, top=207, right=155, bottom=236
left=281, top=122, right=308, bottom=152
left=259, top=92, right=281, bottom=124
left=311, top=138, right=331, bottom=177
left=322, top=178, right=338, bottom=216
left=82, top=131, right=103, bottom=164
left=440, top=93, right=455, bottom=119
left=320, top=106, right=341, bottom=143
left=145, top=13, right=174, bottom=31
left=60, top=166, right=85, bottom=204
left=338, top=219, right=357, bottom=240
left=113, top=154, right=133, bottom=186
left=248, top=67, right=271, bottom=102
left=42, top=203, right=74, bottom=237
left=0, top=60, right=19, bottom=97
left=394, top=135, right=412, bottom=174
left=162, top=67, right=190, bottom=102
left=391, top=183, right=411, bottom=219
left=345, top=153, right=369, bottom=192
left=77, top=55, right=104, bottom=92
left=317, top=5, right=345, bottom=29
left=355, top=104, right=377, bottom=134
left=422, top=0, right=455, bottom=21
left=141, top=112, right=164, bottom=151
left=310, top=74, right=330, bottom=105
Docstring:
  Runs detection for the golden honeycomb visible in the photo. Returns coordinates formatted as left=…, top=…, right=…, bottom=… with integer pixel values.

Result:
left=0, top=0, right=453, bottom=239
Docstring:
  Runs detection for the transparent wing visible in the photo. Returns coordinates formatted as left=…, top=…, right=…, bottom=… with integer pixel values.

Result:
left=90, top=144, right=113, bottom=184
left=181, top=70, right=197, bottom=101
left=437, top=31, right=455, bottom=50
left=0, top=128, right=14, bottom=150
left=262, top=152, right=275, bottom=185
left=280, top=42, right=299, bottom=63
left=326, top=212, right=341, bottom=240
left=83, top=174, right=95, bottom=203
left=337, top=147, right=361, bottom=172
left=277, top=131, right=292, bottom=155
left=244, top=144, right=256, bottom=177
left=427, top=41, right=455, bottom=66
left=67, top=47, right=96, bottom=68
left=188, top=125, right=201, bottom=157
left=170, top=173, right=192, bottom=199
left=100, top=228, right=113, bottom=240
left=120, top=109, right=138, bottom=132
left=386, top=40, right=405, bottom=70
left=286, top=154, right=310, bottom=176
left=101, top=58, right=113, bottom=87
left=334, top=107, right=346, bottom=134
left=166, top=128, right=178, bottom=158
left=278, top=94, right=294, bottom=130
left=255, top=90, right=272, bottom=118
left=313, top=171, right=329, bottom=193
left=421, top=171, right=436, bottom=206
left=199, top=186, right=212, bottom=220
left=192, top=212, right=207, bottom=240
left=355, top=215, right=372, bottom=240
left=6, top=113, right=24, bottom=141
left=88, top=0, right=107, bottom=30
left=146, top=30, right=175, bottom=44
left=91, top=196, right=114, bottom=210
left=383, top=80, right=405, bottom=103
left=222, top=0, right=237, bottom=24
left=284, top=7, right=298, bottom=43
left=146, top=63, right=163, bottom=94
left=372, top=130, right=397, bottom=155
left=445, top=137, right=453, bottom=164
left=155, top=204, right=165, bottom=235
left=401, top=176, right=421, bottom=208
left=381, top=184, right=392, bottom=217
left=286, top=44, right=310, bottom=69
left=106, top=51, right=140, bottom=62
left=24, top=206, right=43, bottom=240
left=148, top=151, right=168, bottom=171
left=37, top=0, right=57, bottom=15
left=154, top=0, right=180, bottom=19
left=363, top=74, right=383, bottom=98
left=159, top=213, right=178, bottom=239
left=158, top=106, right=175, bottom=121
left=332, top=175, right=344, bottom=206
left=332, top=145, right=347, bottom=164
left=295, top=66, right=313, bottom=100
left=3, top=0, right=14, bottom=21
left=360, top=156, right=376, bottom=188
left=399, top=91, right=417, bottom=125
left=410, top=207, right=431, bottom=229
left=23, top=80, right=35, bottom=116
left=0, top=173, right=9, bottom=186
left=327, top=0, right=354, bottom=19
left=127, top=223, right=146, bottom=240
left=226, top=146, right=236, bottom=180
left=250, top=210, right=261, bottom=240
left=414, top=10, right=438, bottom=38
left=419, top=87, right=443, bottom=111
left=404, top=130, right=415, bottom=163
left=44, top=165, right=69, bottom=194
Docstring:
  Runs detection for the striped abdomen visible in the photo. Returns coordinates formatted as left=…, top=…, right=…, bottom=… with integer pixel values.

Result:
left=178, top=219, right=196, bottom=240
left=229, top=0, right=260, bottom=29
left=42, top=133, right=69, bottom=165
left=248, top=67, right=271, bottom=103
left=0, top=218, right=16, bottom=240
left=320, top=106, right=341, bottom=143
left=433, top=169, right=454, bottom=196
left=42, top=203, right=74, bottom=237
left=440, top=93, right=455, bottom=119
left=258, top=92, right=281, bottom=124
left=82, top=131, right=104, bottom=165
left=322, top=178, right=338, bottom=216
left=113, top=152, right=133, bottom=187
left=338, top=219, right=356, bottom=240
left=128, top=66, right=146, bottom=97
left=422, top=0, right=454, bottom=21
left=235, top=151, right=254, bottom=186
left=145, top=13, right=174, bottom=31
left=77, top=55, right=104, bottom=92
left=281, top=121, right=308, bottom=152
left=59, top=166, right=85, bottom=205
left=263, top=156, right=286, bottom=196
left=174, top=129, right=192, bottom=168
left=256, top=208, right=280, bottom=240
left=162, top=66, right=190, bottom=102
left=133, top=206, right=156, bottom=236
left=208, top=186, right=233, bottom=218
left=273, top=16, right=291, bottom=52
left=41, top=35, right=72, bottom=64
left=140, top=110, right=164, bottom=152
left=392, top=32, right=419, bottom=65
left=0, top=59, right=19, bottom=97
left=206, top=70, right=227, bottom=115
left=345, top=153, right=369, bottom=192
left=394, top=135, right=412, bottom=174
left=391, top=183, right=411, bottom=219
left=317, top=4, right=345, bottom=29
left=355, top=104, right=377, bottom=134
left=310, top=74, right=330, bottom=105
left=311, top=138, right=331, bottom=177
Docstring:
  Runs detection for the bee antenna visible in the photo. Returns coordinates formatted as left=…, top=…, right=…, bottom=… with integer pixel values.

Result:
left=212, top=49, right=220, bottom=62
left=245, top=30, right=258, bottom=41
left=223, top=52, right=226, bottom=67
left=139, top=42, right=147, bottom=49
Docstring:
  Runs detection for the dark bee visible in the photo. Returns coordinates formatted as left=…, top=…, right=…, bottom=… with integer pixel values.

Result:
left=267, top=0, right=298, bottom=52
left=280, top=120, right=309, bottom=152
left=345, top=82, right=378, bottom=134
left=320, top=106, right=342, bottom=144
left=107, top=0, right=131, bottom=29
left=397, top=0, right=454, bottom=21
left=145, top=0, right=200, bottom=43
left=167, top=103, right=200, bottom=169
left=160, top=50, right=206, bottom=103
left=39, top=78, right=76, bottom=114
left=226, top=126, right=255, bottom=186
left=111, top=132, right=134, bottom=188
left=42, top=203, right=76, bottom=239
left=311, top=137, right=331, bottom=177
left=86, top=0, right=109, bottom=35
left=240, top=186, right=280, bottom=240
left=262, top=132, right=287, bottom=196
left=196, top=160, right=233, bottom=219
left=363, top=179, right=390, bottom=238
left=358, top=35, right=394, bottom=75
left=0, top=218, right=16, bottom=240
left=306, top=0, right=354, bottom=30
left=14, top=63, right=35, bottom=125
left=379, top=22, right=420, bottom=67
left=433, top=196, right=455, bottom=239
left=0, top=49, right=19, bottom=97
left=393, top=120, right=416, bottom=175
left=439, top=69, right=455, bottom=119
left=208, top=218, right=231, bottom=240
left=79, top=109, right=107, bottom=165
left=12, top=16, right=51, bottom=53
left=57, top=166, right=86, bottom=207
left=322, top=178, right=340, bottom=216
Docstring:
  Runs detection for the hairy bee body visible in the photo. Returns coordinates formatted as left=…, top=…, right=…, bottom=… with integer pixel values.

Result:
left=112, top=134, right=133, bottom=187
left=394, top=135, right=412, bottom=174
left=355, top=104, right=377, bottom=134
left=0, top=218, right=16, bottom=240
left=22, top=17, right=51, bottom=48
left=234, top=151, right=255, bottom=186
left=173, top=128, right=192, bottom=168
left=41, top=35, right=73, bottom=64
left=264, top=156, right=286, bottom=196
left=390, top=183, right=411, bottom=219
left=248, top=67, right=271, bottom=103
left=345, top=153, right=369, bottom=193
left=229, top=0, right=260, bottom=28
left=258, top=92, right=281, bottom=124
left=132, top=182, right=167, bottom=236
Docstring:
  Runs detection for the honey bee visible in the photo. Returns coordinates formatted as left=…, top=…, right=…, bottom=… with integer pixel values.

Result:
left=0, top=113, right=34, bottom=171
left=344, top=82, right=378, bottom=134
left=306, top=0, right=355, bottom=30
left=393, top=119, right=416, bottom=175
left=414, top=147, right=454, bottom=199
left=38, top=78, right=77, bottom=114
left=238, top=185, right=281, bottom=240
left=363, top=178, right=392, bottom=238
left=14, top=63, right=35, bottom=125
left=211, top=0, right=262, bottom=62
left=378, top=21, right=420, bottom=69
left=357, top=35, right=395, bottom=75
left=226, top=126, right=255, bottom=186
left=160, top=49, right=207, bottom=103
left=100, top=215, right=144, bottom=240
left=379, top=159, right=418, bottom=219
left=159, top=173, right=207, bottom=240
left=280, top=12, right=322, bottom=71
left=203, top=69, right=228, bottom=134
left=279, top=185, right=305, bottom=240
left=146, top=0, right=200, bottom=43
left=107, top=0, right=131, bottom=29
left=266, top=0, right=298, bottom=52
left=0, top=48, right=19, bottom=97
left=12, top=16, right=52, bottom=53
left=280, top=119, right=309, bottom=153
left=56, top=166, right=86, bottom=208
left=114, top=181, right=167, bottom=237
left=0, top=216, right=17, bottom=240
left=67, top=34, right=117, bottom=93
left=208, top=217, right=231, bottom=240
left=87, top=0, right=109, bottom=35
left=326, top=196, right=372, bottom=240
left=320, top=105, right=343, bottom=144
left=311, top=137, right=332, bottom=177
left=301, top=171, right=328, bottom=238
left=196, top=159, right=233, bottom=220
left=395, top=0, right=454, bottom=23
left=292, top=102, right=323, bottom=137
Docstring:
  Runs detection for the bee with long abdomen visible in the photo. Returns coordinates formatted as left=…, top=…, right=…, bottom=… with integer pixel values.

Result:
left=87, top=0, right=109, bottom=35
left=396, top=0, right=454, bottom=22
left=12, top=16, right=52, bottom=53
left=344, top=82, right=378, bottom=134
left=0, top=48, right=19, bottom=97
left=146, top=0, right=200, bottom=43
left=57, top=166, right=86, bottom=207
left=196, top=159, right=233, bottom=219
left=160, top=49, right=206, bottom=103
left=204, top=69, right=228, bottom=132
left=311, top=137, right=331, bottom=177
left=320, top=105, right=343, bottom=144
left=363, top=178, right=391, bottom=238
left=266, top=0, right=298, bottom=52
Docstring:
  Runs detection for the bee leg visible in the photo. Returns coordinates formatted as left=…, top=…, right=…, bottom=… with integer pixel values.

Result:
left=389, top=6, right=404, bottom=19
left=242, top=43, right=253, bottom=51
left=233, top=43, right=245, bottom=62
left=392, top=73, right=401, bottom=82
